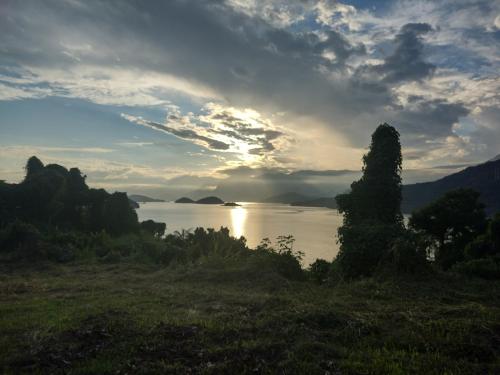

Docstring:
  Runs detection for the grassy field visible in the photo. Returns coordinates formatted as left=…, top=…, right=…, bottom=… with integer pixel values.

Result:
left=1, top=260, right=500, bottom=374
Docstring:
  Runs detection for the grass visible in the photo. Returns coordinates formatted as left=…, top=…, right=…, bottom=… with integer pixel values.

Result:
left=1, top=260, right=500, bottom=374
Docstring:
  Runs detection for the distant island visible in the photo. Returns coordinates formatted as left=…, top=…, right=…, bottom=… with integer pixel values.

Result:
left=222, top=202, right=241, bottom=207
left=129, top=194, right=165, bottom=203
left=175, top=197, right=196, bottom=203
left=196, top=196, right=225, bottom=204
left=291, top=197, right=337, bottom=209
left=175, top=196, right=225, bottom=204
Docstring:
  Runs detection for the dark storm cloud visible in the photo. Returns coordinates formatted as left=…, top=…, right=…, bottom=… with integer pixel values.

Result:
left=1, top=0, right=496, bottom=159
left=357, top=23, right=435, bottom=84
left=0, top=0, right=391, bottom=139
left=317, top=30, right=366, bottom=66
left=396, top=97, right=469, bottom=138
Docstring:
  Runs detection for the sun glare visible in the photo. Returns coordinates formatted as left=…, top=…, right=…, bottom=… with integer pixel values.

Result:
left=230, top=206, right=247, bottom=239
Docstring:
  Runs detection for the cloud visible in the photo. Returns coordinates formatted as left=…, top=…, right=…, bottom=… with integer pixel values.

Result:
left=121, top=114, right=230, bottom=151
left=358, top=23, right=435, bottom=84
left=122, top=102, right=292, bottom=166
left=0, top=0, right=498, bottom=172
left=0, top=145, right=114, bottom=157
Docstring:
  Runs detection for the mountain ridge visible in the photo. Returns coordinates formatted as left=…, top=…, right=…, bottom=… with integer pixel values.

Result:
left=129, top=194, right=165, bottom=203
left=402, top=159, right=500, bottom=215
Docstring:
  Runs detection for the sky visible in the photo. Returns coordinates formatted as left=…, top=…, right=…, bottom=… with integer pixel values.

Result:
left=0, top=0, right=499, bottom=199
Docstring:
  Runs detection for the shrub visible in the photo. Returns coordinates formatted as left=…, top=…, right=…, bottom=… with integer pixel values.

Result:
left=102, top=249, right=122, bottom=263
left=254, top=237, right=304, bottom=281
left=140, top=220, right=166, bottom=238
left=308, top=259, right=332, bottom=284
left=90, top=231, right=113, bottom=258
left=452, top=258, right=500, bottom=280
left=0, top=220, right=41, bottom=255
left=110, top=234, right=144, bottom=257
left=465, top=234, right=494, bottom=260
left=163, top=227, right=248, bottom=263
left=383, top=232, right=430, bottom=274
left=44, top=243, right=77, bottom=263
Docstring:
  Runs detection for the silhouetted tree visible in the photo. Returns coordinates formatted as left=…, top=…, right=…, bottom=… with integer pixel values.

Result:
left=19, top=164, right=67, bottom=225
left=2, top=157, right=144, bottom=236
left=335, top=123, right=404, bottom=277
left=24, top=156, right=44, bottom=180
left=409, top=189, right=487, bottom=269
left=140, top=220, right=166, bottom=238
left=61, top=168, right=88, bottom=229
left=102, top=192, right=139, bottom=235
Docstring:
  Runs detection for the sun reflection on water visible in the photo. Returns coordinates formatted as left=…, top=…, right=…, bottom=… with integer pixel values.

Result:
left=230, top=206, right=247, bottom=239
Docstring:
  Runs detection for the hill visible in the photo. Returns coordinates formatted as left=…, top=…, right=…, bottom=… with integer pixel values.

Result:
left=129, top=194, right=165, bottom=203
left=196, top=196, right=224, bottom=204
left=403, top=159, right=500, bottom=215
left=262, top=192, right=311, bottom=204
left=291, top=197, right=337, bottom=209
left=175, top=197, right=195, bottom=203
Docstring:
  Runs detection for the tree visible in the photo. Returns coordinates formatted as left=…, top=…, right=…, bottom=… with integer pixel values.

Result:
left=102, top=192, right=139, bottom=235
left=24, top=156, right=44, bottom=180
left=3, top=157, right=145, bottom=236
left=409, top=189, right=487, bottom=269
left=335, top=123, right=404, bottom=277
left=464, top=213, right=500, bottom=260
left=62, top=168, right=88, bottom=229
left=140, top=220, right=166, bottom=238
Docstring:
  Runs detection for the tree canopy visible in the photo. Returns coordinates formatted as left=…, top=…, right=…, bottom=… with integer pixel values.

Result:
left=409, top=188, right=487, bottom=269
left=1, top=156, right=142, bottom=236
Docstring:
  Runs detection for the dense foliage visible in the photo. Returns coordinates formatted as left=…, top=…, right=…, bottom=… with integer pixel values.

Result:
left=409, top=189, right=488, bottom=269
left=335, top=123, right=405, bottom=278
left=0, top=156, right=140, bottom=235
left=329, top=124, right=500, bottom=280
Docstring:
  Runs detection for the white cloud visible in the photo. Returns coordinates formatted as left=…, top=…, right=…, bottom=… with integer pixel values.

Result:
left=0, top=0, right=498, bottom=175
left=0, top=65, right=221, bottom=107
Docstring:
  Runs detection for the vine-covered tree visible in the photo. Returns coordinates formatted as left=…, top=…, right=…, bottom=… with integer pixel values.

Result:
left=335, top=123, right=404, bottom=277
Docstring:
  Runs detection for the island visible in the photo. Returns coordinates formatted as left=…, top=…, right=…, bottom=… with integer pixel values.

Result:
left=175, top=197, right=196, bottom=203
left=222, top=202, right=241, bottom=207
left=196, top=196, right=225, bottom=204
left=129, top=194, right=165, bottom=203
left=174, top=196, right=225, bottom=204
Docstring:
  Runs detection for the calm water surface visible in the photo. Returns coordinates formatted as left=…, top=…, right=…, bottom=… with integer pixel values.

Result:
left=137, top=202, right=343, bottom=265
